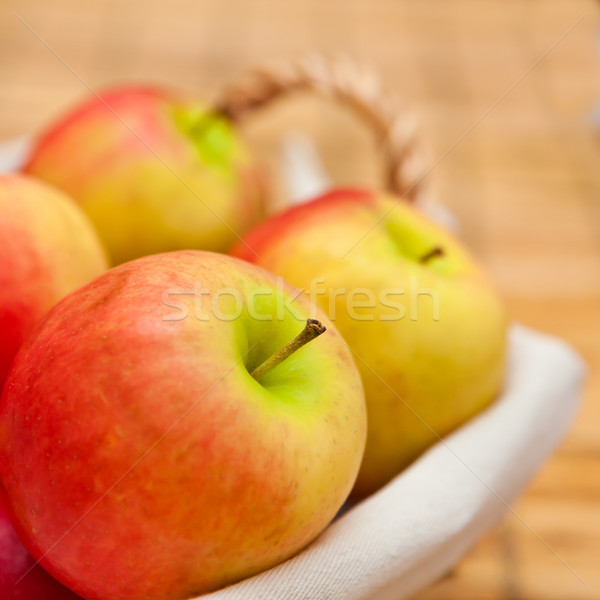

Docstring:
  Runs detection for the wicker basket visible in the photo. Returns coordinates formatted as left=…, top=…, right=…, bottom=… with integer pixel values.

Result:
left=0, top=56, right=586, bottom=599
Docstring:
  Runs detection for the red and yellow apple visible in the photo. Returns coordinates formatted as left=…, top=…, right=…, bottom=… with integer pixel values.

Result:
left=0, top=251, right=366, bottom=600
left=23, top=87, right=267, bottom=265
left=0, top=497, right=81, bottom=600
left=0, top=174, right=107, bottom=388
left=232, top=188, right=508, bottom=496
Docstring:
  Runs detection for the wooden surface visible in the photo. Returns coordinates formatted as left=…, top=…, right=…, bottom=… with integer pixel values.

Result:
left=1, top=0, right=599, bottom=598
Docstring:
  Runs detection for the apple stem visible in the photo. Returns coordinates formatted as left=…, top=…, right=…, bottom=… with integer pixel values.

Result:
left=420, top=246, right=444, bottom=264
left=250, top=319, right=326, bottom=381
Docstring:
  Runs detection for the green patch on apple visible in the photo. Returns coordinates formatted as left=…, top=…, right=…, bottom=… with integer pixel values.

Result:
left=172, top=104, right=239, bottom=176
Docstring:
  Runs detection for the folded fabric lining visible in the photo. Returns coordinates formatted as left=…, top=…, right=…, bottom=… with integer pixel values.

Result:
left=203, top=325, right=585, bottom=600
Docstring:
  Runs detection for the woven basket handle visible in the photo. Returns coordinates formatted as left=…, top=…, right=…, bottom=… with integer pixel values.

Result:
left=214, top=54, right=428, bottom=204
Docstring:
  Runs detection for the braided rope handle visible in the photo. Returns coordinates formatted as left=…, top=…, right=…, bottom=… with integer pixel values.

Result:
left=215, top=54, right=428, bottom=203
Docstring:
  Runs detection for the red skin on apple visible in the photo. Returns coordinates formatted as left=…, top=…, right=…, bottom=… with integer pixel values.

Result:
left=231, top=188, right=508, bottom=496
left=233, top=187, right=377, bottom=262
left=22, top=86, right=267, bottom=265
left=0, top=498, right=81, bottom=599
left=0, top=175, right=107, bottom=388
left=0, top=251, right=366, bottom=600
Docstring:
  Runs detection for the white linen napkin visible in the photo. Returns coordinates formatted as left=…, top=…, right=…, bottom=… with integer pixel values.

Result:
left=202, top=325, right=585, bottom=600
left=0, top=136, right=30, bottom=174
left=0, top=138, right=584, bottom=600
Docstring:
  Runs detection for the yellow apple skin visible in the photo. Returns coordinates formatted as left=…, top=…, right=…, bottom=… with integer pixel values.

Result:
left=232, top=189, right=508, bottom=497
left=0, top=251, right=366, bottom=600
left=0, top=174, right=108, bottom=387
left=23, top=87, right=267, bottom=265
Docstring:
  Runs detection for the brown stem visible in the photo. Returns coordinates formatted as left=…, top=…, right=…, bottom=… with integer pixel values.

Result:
left=419, top=246, right=444, bottom=264
left=250, top=319, right=326, bottom=381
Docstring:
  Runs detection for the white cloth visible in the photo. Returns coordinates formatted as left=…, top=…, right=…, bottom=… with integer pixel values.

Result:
left=0, top=136, right=30, bottom=174
left=0, top=139, right=584, bottom=600
left=202, top=325, right=585, bottom=600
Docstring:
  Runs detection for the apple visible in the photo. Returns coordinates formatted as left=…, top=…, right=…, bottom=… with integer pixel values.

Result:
left=231, top=188, right=508, bottom=497
left=22, top=86, right=267, bottom=265
left=0, top=497, right=81, bottom=599
left=0, top=174, right=108, bottom=388
left=0, top=251, right=366, bottom=600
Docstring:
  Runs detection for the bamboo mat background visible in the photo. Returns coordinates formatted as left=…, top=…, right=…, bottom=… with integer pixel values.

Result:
left=1, top=1, right=599, bottom=598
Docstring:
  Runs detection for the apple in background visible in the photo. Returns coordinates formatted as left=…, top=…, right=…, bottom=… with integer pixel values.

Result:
left=0, top=251, right=366, bottom=600
left=23, top=86, right=267, bottom=265
left=0, top=174, right=108, bottom=388
left=232, top=188, right=508, bottom=497
left=0, top=497, right=81, bottom=600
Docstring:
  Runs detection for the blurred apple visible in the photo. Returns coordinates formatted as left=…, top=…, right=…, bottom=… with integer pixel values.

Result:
left=0, top=175, right=107, bottom=388
left=23, top=87, right=267, bottom=265
left=0, top=251, right=366, bottom=600
left=232, top=188, right=508, bottom=496
left=0, top=497, right=81, bottom=600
